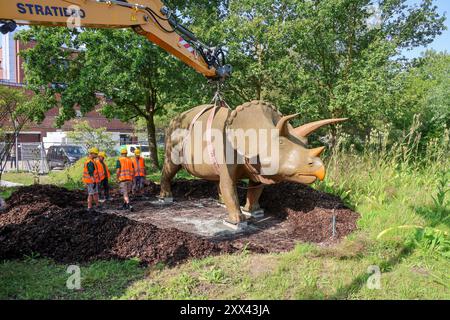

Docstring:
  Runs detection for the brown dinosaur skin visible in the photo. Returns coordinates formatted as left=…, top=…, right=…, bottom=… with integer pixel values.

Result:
left=161, top=100, right=346, bottom=224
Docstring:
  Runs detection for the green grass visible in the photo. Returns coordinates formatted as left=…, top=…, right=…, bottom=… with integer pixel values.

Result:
left=0, top=187, right=16, bottom=200
left=0, top=258, right=145, bottom=300
left=1, top=126, right=449, bottom=299
left=1, top=172, right=51, bottom=186
left=118, top=242, right=449, bottom=300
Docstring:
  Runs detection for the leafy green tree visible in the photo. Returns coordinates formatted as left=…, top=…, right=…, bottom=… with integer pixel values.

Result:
left=395, top=51, right=450, bottom=141
left=279, top=0, right=446, bottom=138
left=17, top=26, right=209, bottom=169
left=66, top=120, right=116, bottom=154
left=0, top=86, right=46, bottom=180
left=190, top=0, right=446, bottom=143
left=179, top=0, right=288, bottom=106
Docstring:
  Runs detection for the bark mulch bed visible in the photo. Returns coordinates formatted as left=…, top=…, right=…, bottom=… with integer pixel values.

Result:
left=0, top=181, right=359, bottom=265
left=0, top=185, right=235, bottom=266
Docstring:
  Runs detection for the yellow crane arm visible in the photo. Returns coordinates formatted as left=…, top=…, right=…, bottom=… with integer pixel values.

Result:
left=0, top=0, right=231, bottom=80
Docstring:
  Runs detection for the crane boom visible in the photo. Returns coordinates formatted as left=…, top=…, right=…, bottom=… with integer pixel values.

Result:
left=0, top=0, right=231, bottom=80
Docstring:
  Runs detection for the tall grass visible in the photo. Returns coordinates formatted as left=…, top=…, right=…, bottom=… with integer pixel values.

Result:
left=317, top=116, right=449, bottom=252
left=322, top=117, right=448, bottom=202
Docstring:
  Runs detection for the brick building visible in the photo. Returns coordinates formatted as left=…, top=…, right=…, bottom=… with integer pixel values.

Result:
left=0, top=29, right=137, bottom=150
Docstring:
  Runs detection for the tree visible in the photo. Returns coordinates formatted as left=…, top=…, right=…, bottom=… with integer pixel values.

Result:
left=177, top=0, right=288, bottom=106
left=66, top=120, right=116, bottom=154
left=191, top=0, right=446, bottom=143
left=394, top=51, right=450, bottom=142
left=278, top=0, right=446, bottom=140
left=17, top=27, right=208, bottom=169
left=0, top=86, right=46, bottom=181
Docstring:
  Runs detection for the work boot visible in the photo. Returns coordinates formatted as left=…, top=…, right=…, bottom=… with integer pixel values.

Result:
left=87, top=207, right=94, bottom=213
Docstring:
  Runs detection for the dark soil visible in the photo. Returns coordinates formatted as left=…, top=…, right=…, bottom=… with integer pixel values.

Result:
left=260, top=182, right=360, bottom=243
left=0, top=180, right=359, bottom=266
left=0, top=185, right=235, bottom=266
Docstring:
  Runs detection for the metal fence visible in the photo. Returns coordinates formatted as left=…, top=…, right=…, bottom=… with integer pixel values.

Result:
left=1, top=142, right=50, bottom=174
left=22, top=142, right=49, bottom=174
left=1, top=139, right=164, bottom=175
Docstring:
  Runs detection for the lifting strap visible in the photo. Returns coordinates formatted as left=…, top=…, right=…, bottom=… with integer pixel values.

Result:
left=181, top=88, right=230, bottom=175
left=206, top=104, right=220, bottom=174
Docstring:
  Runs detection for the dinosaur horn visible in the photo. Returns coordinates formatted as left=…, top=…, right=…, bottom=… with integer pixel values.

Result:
left=293, top=118, right=348, bottom=137
left=310, top=146, right=326, bottom=157
left=276, top=113, right=299, bottom=137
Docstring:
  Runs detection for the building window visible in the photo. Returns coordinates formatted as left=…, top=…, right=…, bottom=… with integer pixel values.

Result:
left=120, top=134, right=132, bottom=145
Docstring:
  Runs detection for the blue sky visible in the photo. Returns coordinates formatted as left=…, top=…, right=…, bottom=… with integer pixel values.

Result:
left=403, top=0, right=450, bottom=58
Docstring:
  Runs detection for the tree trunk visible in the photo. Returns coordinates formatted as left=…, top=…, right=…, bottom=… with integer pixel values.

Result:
left=146, top=112, right=159, bottom=170
left=256, top=84, right=261, bottom=101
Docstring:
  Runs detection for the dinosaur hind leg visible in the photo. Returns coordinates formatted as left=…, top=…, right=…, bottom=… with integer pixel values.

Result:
left=243, top=181, right=264, bottom=212
left=216, top=182, right=225, bottom=205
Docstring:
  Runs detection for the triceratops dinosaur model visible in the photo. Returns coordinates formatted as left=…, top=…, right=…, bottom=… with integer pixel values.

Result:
left=160, top=100, right=346, bottom=225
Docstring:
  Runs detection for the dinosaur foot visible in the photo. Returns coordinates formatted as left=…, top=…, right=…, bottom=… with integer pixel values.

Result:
left=223, top=211, right=250, bottom=230
left=222, top=219, right=249, bottom=231
left=240, top=207, right=265, bottom=219
left=150, top=196, right=174, bottom=205
left=158, top=196, right=173, bottom=204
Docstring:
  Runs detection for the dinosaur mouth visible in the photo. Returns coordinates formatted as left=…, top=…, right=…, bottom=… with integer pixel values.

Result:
left=312, top=166, right=326, bottom=181
left=288, top=175, right=318, bottom=184
left=286, top=166, right=326, bottom=184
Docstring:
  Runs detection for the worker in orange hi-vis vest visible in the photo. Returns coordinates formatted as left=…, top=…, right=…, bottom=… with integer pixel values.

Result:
left=131, top=148, right=147, bottom=196
left=96, top=151, right=111, bottom=202
left=82, top=147, right=101, bottom=212
left=116, top=147, right=135, bottom=211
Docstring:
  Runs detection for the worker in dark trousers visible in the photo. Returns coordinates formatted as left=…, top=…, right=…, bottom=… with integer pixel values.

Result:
left=116, top=148, right=135, bottom=211
left=82, top=147, right=100, bottom=212
left=131, top=148, right=147, bottom=197
left=96, top=151, right=111, bottom=201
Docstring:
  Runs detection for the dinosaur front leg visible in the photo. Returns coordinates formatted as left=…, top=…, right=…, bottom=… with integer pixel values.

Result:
left=243, top=180, right=264, bottom=212
left=219, top=166, right=246, bottom=223
left=160, top=157, right=180, bottom=199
